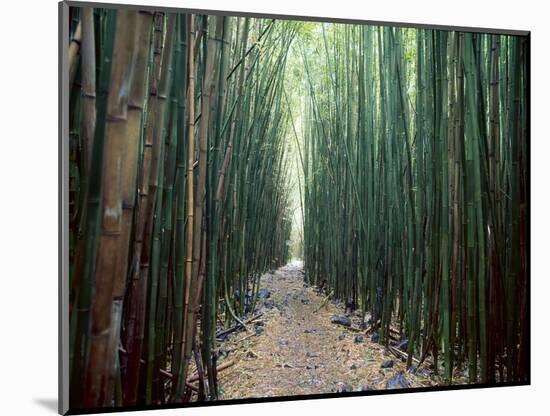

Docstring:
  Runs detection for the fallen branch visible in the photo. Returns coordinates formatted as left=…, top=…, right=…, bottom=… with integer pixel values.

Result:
left=389, top=326, right=402, bottom=338
left=389, top=345, right=420, bottom=365
left=216, top=312, right=264, bottom=339
left=346, top=326, right=364, bottom=333
left=234, top=332, right=256, bottom=344
left=159, top=368, right=173, bottom=380
left=388, top=332, right=401, bottom=342
left=187, top=360, right=235, bottom=383
left=186, top=382, right=198, bottom=392
left=314, top=291, right=333, bottom=313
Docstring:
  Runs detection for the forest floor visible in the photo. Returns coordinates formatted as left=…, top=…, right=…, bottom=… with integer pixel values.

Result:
left=215, top=261, right=439, bottom=400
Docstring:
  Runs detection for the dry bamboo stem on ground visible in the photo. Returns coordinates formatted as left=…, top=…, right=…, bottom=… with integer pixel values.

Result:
left=216, top=312, right=264, bottom=338
left=188, top=360, right=235, bottom=383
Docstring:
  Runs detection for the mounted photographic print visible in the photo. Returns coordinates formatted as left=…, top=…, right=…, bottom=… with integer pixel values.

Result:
left=59, top=1, right=530, bottom=414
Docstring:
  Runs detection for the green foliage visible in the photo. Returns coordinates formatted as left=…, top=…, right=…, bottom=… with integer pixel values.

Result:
left=297, top=24, right=529, bottom=385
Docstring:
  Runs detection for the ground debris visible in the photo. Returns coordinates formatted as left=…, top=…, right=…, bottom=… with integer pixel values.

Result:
left=258, top=288, right=271, bottom=299
left=386, top=372, right=411, bottom=389
left=219, top=262, right=430, bottom=400
left=337, top=382, right=353, bottom=393
left=331, top=315, right=352, bottom=327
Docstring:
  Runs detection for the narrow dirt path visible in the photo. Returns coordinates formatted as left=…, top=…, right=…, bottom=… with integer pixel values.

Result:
left=217, top=262, right=434, bottom=400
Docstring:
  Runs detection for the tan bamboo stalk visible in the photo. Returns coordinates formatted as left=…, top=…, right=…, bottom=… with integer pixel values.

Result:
left=193, top=16, right=218, bottom=281
left=103, top=11, right=154, bottom=406
left=123, top=12, right=164, bottom=358
left=82, top=10, right=138, bottom=408
left=177, top=13, right=195, bottom=401
left=124, top=13, right=176, bottom=406
left=196, top=17, right=223, bottom=394
left=120, top=13, right=163, bottom=387
left=69, top=8, right=96, bottom=315
left=181, top=228, right=208, bottom=400
left=69, top=20, right=82, bottom=90
left=125, top=13, right=164, bottom=328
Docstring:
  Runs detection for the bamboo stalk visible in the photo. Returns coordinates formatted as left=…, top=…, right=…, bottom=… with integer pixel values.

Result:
left=82, top=10, right=138, bottom=408
left=68, top=20, right=82, bottom=89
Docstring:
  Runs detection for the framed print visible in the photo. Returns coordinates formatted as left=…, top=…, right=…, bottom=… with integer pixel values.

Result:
left=59, top=1, right=530, bottom=413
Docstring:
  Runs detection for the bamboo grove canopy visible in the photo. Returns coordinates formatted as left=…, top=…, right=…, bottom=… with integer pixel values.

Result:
left=66, top=6, right=528, bottom=410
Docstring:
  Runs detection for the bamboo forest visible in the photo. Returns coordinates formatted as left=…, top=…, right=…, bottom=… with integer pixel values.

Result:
left=66, top=5, right=529, bottom=411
